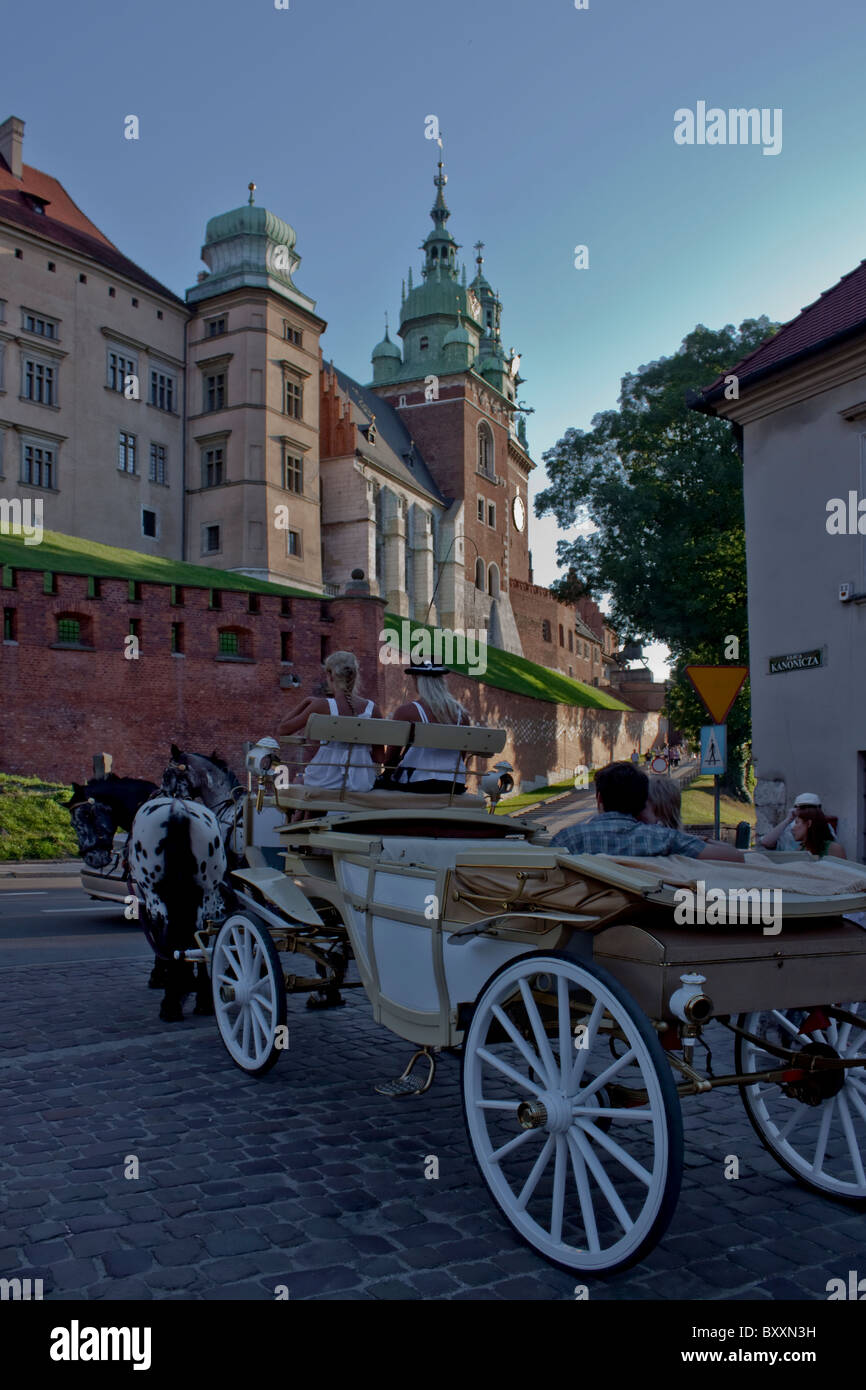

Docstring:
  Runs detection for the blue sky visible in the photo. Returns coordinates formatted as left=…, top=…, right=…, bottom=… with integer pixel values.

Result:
left=6, top=0, right=866, bottom=675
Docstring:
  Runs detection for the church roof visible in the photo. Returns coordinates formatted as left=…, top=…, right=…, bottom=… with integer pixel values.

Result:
left=329, top=365, right=446, bottom=504
left=0, top=154, right=185, bottom=306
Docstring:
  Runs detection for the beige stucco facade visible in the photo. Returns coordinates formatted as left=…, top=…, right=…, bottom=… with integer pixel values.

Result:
left=713, top=335, right=866, bottom=860
left=0, top=220, right=187, bottom=558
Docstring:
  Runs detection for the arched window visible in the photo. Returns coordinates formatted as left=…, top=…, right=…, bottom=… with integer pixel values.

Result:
left=558, top=624, right=564, bottom=647
left=568, top=631, right=573, bottom=652
left=475, top=557, right=485, bottom=590
left=488, top=562, right=500, bottom=597
left=541, top=619, right=552, bottom=642
left=478, top=423, right=494, bottom=479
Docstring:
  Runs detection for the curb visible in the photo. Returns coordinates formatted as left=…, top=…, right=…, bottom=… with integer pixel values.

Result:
left=0, top=860, right=81, bottom=877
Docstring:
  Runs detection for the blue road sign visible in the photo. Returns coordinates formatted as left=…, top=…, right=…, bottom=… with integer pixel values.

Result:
left=700, top=724, right=727, bottom=775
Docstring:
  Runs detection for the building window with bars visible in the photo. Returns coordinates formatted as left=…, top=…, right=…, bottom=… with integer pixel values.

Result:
left=118, top=432, right=137, bottom=473
left=202, top=446, right=224, bottom=488
left=204, top=373, right=226, bottom=413
left=149, top=443, right=167, bottom=485
left=56, top=617, right=81, bottom=644
left=150, top=371, right=175, bottom=412
left=107, top=350, right=136, bottom=393
left=284, top=377, right=302, bottom=419
left=282, top=450, right=302, bottom=493
left=23, top=358, right=56, bottom=405
left=218, top=631, right=239, bottom=656
left=21, top=442, right=55, bottom=488
left=3, top=607, right=16, bottom=641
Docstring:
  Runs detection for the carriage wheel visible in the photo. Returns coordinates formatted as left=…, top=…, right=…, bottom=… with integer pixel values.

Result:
left=736, top=1004, right=866, bottom=1205
left=212, top=913, right=287, bottom=1075
left=461, top=951, right=683, bottom=1274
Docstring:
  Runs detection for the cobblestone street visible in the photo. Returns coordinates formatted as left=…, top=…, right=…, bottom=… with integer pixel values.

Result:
left=2, top=949, right=863, bottom=1302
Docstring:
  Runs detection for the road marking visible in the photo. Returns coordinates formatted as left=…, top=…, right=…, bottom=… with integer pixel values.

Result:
left=0, top=891, right=48, bottom=896
left=43, top=906, right=123, bottom=914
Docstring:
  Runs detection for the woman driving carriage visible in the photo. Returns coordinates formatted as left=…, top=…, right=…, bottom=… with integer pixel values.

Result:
left=277, top=650, right=385, bottom=790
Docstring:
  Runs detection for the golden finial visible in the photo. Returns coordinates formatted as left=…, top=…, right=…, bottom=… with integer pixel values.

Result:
left=248, top=182, right=256, bottom=205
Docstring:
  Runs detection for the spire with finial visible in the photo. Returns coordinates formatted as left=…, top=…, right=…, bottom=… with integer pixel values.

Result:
left=248, top=182, right=256, bottom=206
left=474, top=240, right=484, bottom=271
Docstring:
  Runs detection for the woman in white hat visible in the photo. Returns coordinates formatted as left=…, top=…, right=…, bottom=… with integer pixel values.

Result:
left=759, top=792, right=837, bottom=851
left=383, top=662, right=471, bottom=794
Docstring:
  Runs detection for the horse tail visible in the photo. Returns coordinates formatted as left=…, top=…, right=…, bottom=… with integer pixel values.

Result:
left=155, top=805, right=203, bottom=956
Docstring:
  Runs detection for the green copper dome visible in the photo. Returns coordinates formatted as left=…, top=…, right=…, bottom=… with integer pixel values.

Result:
left=443, top=312, right=473, bottom=348
left=187, top=190, right=317, bottom=314
left=204, top=204, right=297, bottom=251
left=372, top=325, right=402, bottom=360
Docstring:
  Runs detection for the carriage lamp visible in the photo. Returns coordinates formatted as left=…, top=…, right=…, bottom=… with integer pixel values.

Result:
left=669, top=973, right=714, bottom=1025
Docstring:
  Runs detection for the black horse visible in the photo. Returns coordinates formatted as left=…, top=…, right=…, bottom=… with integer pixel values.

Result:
left=67, top=775, right=158, bottom=870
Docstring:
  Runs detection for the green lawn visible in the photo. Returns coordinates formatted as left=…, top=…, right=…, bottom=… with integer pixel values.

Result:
left=681, top=775, right=755, bottom=828
left=494, top=772, right=596, bottom=815
left=0, top=529, right=320, bottom=598
left=0, top=773, right=78, bottom=860
left=382, top=614, right=631, bottom=710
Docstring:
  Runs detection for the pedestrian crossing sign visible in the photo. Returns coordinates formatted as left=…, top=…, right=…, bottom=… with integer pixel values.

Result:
left=700, top=724, right=727, bottom=775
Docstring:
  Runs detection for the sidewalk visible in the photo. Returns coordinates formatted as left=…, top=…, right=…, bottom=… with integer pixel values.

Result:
left=0, top=858, right=81, bottom=877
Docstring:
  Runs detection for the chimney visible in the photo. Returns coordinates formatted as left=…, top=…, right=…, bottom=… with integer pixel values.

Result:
left=0, top=116, right=24, bottom=179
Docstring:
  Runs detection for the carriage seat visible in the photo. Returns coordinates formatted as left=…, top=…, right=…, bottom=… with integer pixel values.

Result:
left=272, top=715, right=505, bottom=812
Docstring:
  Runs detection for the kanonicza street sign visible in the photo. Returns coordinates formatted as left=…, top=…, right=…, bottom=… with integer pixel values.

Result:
left=685, top=665, right=749, bottom=724
left=768, top=649, right=822, bottom=674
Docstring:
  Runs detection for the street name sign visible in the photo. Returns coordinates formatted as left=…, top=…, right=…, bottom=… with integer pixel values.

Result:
left=769, top=649, right=822, bottom=674
left=685, top=665, right=748, bottom=724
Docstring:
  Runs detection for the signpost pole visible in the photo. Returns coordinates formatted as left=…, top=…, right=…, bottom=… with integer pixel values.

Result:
left=714, top=771, right=721, bottom=841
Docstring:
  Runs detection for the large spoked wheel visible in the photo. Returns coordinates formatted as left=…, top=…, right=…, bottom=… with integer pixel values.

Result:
left=736, top=1004, right=866, bottom=1205
left=212, top=913, right=287, bottom=1075
left=461, top=951, right=683, bottom=1274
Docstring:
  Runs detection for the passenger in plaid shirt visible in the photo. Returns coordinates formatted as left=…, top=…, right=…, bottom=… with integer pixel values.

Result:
left=552, top=763, right=744, bottom=862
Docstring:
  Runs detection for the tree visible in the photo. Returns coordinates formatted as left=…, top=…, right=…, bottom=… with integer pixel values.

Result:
left=535, top=318, right=778, bottom=796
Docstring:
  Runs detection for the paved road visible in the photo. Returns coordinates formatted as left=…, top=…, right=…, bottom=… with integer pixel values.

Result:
left=1, top=874, right=864, bottom=1301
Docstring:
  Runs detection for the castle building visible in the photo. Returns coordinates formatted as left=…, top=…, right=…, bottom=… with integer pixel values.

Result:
left=0, top=115, right=618, bottom=685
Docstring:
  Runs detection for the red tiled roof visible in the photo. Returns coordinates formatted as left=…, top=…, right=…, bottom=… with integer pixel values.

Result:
left=0, top=154, right=186, bottom=307
left=698, top=258, right=866, bottom=405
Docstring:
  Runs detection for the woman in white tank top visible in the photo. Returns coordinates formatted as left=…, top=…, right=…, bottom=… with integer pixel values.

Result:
left=277, top=651, right=384, bottom=792
left=385, top=663, right=470, bottom=794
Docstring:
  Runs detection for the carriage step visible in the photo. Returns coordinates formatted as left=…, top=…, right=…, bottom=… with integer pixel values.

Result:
left=375, top=1048, right=436, bottom=1098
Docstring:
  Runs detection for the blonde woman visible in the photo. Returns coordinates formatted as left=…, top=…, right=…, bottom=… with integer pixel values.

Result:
left=277, top=651, right=385, bottom=791
left=384, top=661, right=471, bottom=794
left=641, top=775, right=683, bottom=830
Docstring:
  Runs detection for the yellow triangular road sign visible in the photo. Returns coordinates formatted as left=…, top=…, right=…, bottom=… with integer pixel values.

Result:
left=685, top=665, right=748, bottom=724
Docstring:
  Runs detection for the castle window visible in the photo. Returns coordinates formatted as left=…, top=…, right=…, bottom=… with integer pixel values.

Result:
left=118, top=431, right=137, bottom=474
left=558, top=624, right=564, bottom=646
left=209, top=589, right=222, bottom=609
left=149, top=443, right=167, bottom=485
left=419, top=336, right=429, bottom=351
left=280, top=596, right=292, bottom=617
left=128, top=580, right=141, bottom=602
left=204, top=372, right=226, bottom=413
left=206, top=316, right=227, bottom=337
left=141, top=508, right=158, bottom=539
left=283, top=323, right=302, bottom=346
left=4, top=607, right=16, bottom=641
left=170, top=585, right=183, bottom=606
left=282, top=450, right=303, bottom=493
left=87, top=577, right=101, bottom=599
left=488, top=563, right=500, bottom=598
left=203, top=525, right=221, bottom=555
left=217, top=626, right=252, bottom=660
left=541, top=620, right=552, bottom=643
left=150, top=370, right=175, bottom=412
left=22, top=440, right=56, bottom=488
left=477, top=423, right=494, bottom=479
left=171, top=622, right=183, bottom=654
left=280, top=631, right=293, bottom=662
left=22, top=311, right=58, bottom=339
left=475, top=557, right=485, bottom=590
left=202, top=446, right=224, bottom=488
left=54, top=613, right=92, bottom=647
left=22, top=357, right=57, bottom=406
left=477, top=497, right=485, bottom=522
left=57, top=617, right=80, bottom=644
left=248, top=593, right=260, bottom=614
left=284, top=377, right=303, bottom=420
left=108, top=349, right=137, bottom=393
left=487, top=502, right=496, bottom=529
left=287, top=529, right=302, bottom=557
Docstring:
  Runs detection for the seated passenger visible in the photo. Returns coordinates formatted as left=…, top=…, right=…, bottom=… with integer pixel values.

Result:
left=383, top=662, right=470, bottom=794
left=791, top=807, right=846, bottom=859
left=277, top=650, right=385, bottom=791
left=551, top=761, right=744, bottom=861
left=640, top=774, right=682, bottom=829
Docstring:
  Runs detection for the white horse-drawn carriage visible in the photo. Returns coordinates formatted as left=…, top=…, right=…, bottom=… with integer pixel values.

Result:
left=159, top=714, right=866, bottom=1275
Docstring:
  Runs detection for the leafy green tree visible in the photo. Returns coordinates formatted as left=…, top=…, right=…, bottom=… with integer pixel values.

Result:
left=537, top=318, right=778, bottom=797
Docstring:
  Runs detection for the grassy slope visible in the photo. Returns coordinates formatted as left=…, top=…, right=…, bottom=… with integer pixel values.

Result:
left=383, top=614, right=632, bottom=710
left=0, top=529, right=319, bottom=598
left=0, top=774, right=78, bottom=860
left=681, top=774, right=756, bottom=827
